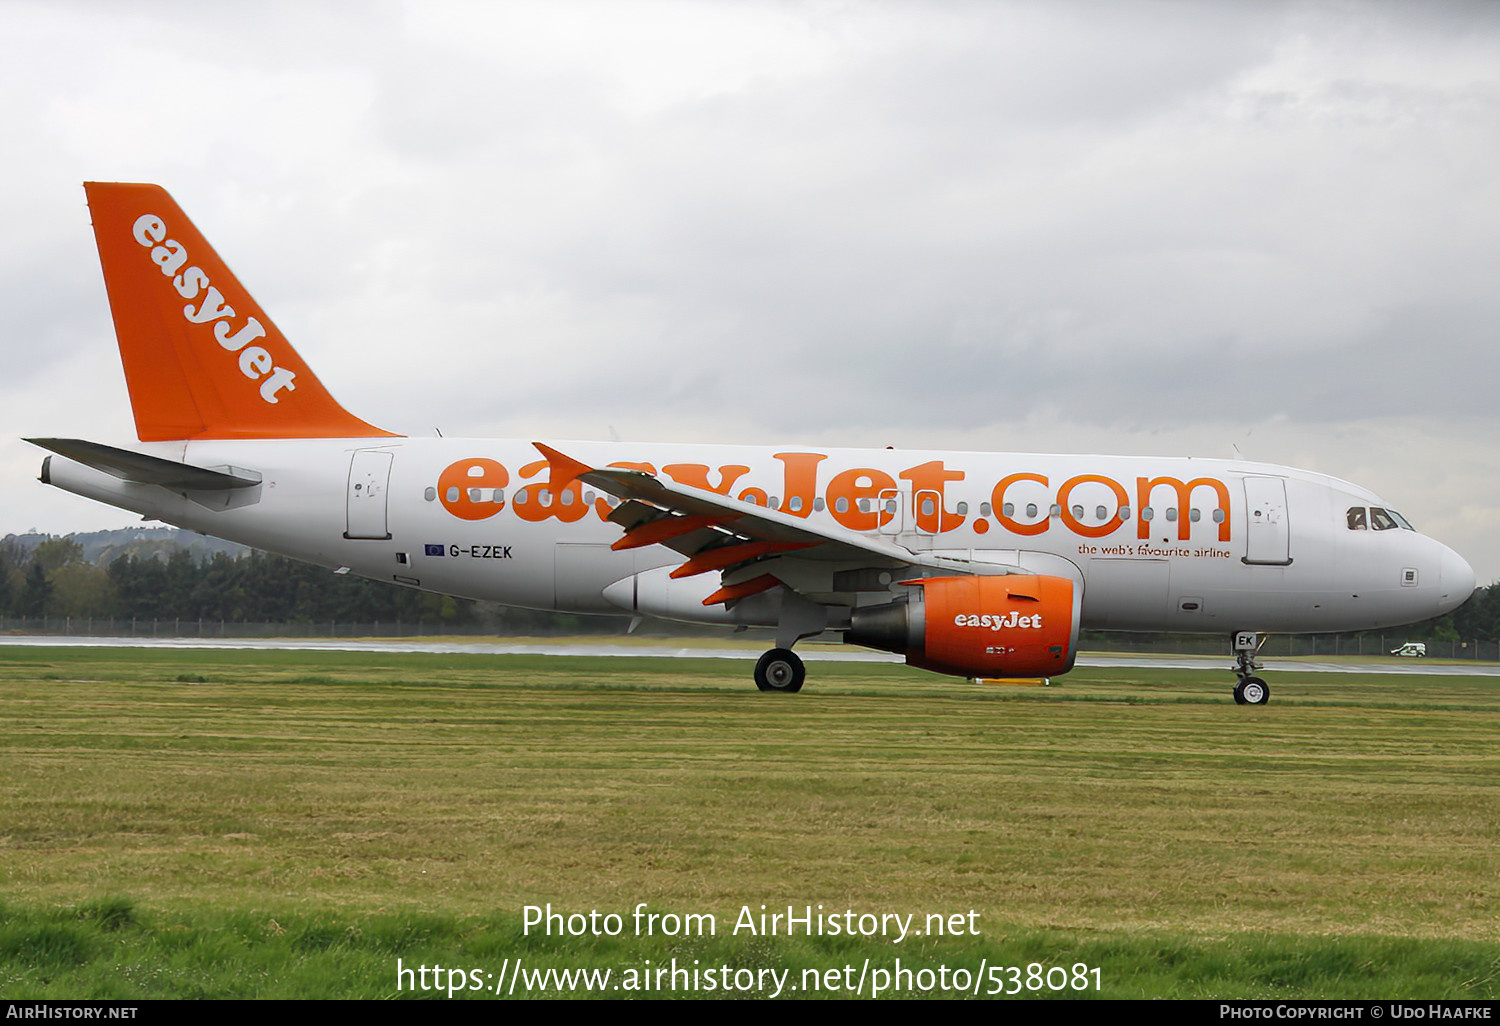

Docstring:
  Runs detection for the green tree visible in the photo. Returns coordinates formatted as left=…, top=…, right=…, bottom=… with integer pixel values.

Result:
left=18, top=563, right=50, bottom=617
left=109, top=554, right=168, bottom=618
left=31, top=537, right=84, bottom=574
left=0, top=537, right=21, bottom=615
left=48, top=563, right=117, bottom=618
left=163, top=549, right=198, bottom=617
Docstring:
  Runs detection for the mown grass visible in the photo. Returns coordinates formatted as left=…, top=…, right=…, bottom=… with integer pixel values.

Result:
left=1, top=645, right=1498, bottom=998
left=2, top=897, right=1498, bottom=999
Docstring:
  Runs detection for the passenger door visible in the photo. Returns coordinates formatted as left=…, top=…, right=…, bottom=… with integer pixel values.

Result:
left=1242, top=476, right=1290, bottom=565
left=346, top=449, right=394, bottom=540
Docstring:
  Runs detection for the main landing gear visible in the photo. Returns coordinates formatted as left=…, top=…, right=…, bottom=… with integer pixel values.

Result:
left=1231, top=631, right=1270, bottom=705
left=752, top=590, right=825, bottom=693
left=754, top=648, right=806, bottom=692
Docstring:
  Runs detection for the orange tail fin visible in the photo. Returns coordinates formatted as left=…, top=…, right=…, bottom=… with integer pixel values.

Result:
left=84, top=182, right=396, bottom=441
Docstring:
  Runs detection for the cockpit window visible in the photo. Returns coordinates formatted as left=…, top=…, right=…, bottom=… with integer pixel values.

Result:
left=1350, top=505, right=1416, bottom=532
left=1388, top=509, right=1415, bottom=531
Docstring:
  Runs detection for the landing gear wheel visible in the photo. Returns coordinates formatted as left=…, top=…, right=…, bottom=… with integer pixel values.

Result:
left=754, top=648, right=805, bottom=693
left=1233, top=676, right=1269, bottom=706
left=1231, top=632, right=1271, bottom=705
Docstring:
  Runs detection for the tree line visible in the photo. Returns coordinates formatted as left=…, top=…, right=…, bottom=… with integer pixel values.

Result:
left=1, top=533, right=1496, bottom=642
left=0, top=536, right=465, bottom=624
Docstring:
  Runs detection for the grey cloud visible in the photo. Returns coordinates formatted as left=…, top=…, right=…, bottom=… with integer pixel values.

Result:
left=6, top=0, right=1500, bottom=579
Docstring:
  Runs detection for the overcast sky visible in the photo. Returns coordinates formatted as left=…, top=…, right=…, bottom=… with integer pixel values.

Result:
left=4, top=0, right=1499, bottom=582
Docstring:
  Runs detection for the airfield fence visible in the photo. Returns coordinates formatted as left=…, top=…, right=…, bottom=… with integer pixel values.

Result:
left=0, top=615, right=531, bottom=641
left=1, top=614, right=1497, bottom=662
left=1078, top=631, right=1500, bottom=662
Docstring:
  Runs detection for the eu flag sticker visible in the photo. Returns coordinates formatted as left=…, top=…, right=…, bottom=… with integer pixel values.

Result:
left=424, top=544, right=446, bottom=557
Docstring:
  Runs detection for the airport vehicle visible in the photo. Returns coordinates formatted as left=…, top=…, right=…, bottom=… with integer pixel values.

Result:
left=28, top=183, right=1477, bottom=703
left=1391, top=642, right=1428, bottom=657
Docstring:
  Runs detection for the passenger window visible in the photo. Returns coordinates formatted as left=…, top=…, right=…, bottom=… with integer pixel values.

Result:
left=1025, top=503, right=1038, bottom=518
left=835, top=497, right=849, bottom=514
left=1071, top=504, right=1084, bottom=520
left=979, top=502, right=992, bottom=517
left=1347, top=507, right=1367, bottom=530
left=956, top=501, right=969, bottom=516
left=424, top=487, right=436, bottom=502
left=1212, top=509, right=1225, bottom=523
left=921, top=497, right=935, bottom=516
left=1095, top=505, right=1107, bottom=521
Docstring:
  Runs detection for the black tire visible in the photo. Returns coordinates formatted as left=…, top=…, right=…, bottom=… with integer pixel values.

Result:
left=1238, top=676, right=1270, bottom=705
left=754, top=648, right=805, bottom=693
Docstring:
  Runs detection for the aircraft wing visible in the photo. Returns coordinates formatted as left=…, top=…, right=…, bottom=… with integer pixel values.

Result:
left=534, top=443, right=987, bottom=606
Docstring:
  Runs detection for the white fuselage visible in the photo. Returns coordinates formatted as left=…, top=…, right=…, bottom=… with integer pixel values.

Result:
left=43, top=436, right=1474, bottom=636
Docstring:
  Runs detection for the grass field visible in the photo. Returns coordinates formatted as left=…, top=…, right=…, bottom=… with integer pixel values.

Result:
left=1, top=644, right=1498, bottom=999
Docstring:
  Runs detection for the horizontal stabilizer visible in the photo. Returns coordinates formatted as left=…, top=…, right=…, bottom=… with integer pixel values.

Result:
left=26, top=438, right=260, bottom=490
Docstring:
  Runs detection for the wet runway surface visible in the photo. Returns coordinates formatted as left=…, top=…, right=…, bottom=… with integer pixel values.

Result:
left=4, top=635, right=1499, bottom=676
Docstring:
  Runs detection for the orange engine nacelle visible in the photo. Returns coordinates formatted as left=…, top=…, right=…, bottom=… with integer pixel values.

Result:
left=845, top=574, right=1080, bottom=679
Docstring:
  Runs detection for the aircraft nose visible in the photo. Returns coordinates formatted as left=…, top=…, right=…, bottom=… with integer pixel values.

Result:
left=1437, top=544, right=1476, bottom=616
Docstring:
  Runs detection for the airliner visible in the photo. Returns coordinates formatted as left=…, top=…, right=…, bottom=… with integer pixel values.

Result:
left=27, top=183, right=1476, bottom=704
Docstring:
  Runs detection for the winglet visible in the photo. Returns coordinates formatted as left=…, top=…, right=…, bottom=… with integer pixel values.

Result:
left=532, top=442, right=596, bottom=488
left=84, top=182, right=397, bottom=441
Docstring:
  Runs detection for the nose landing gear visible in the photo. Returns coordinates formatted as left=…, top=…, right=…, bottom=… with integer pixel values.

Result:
left=1231, top=631, right=1270, bottom=705
left=1233, top=675, right=1269, bottom=705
